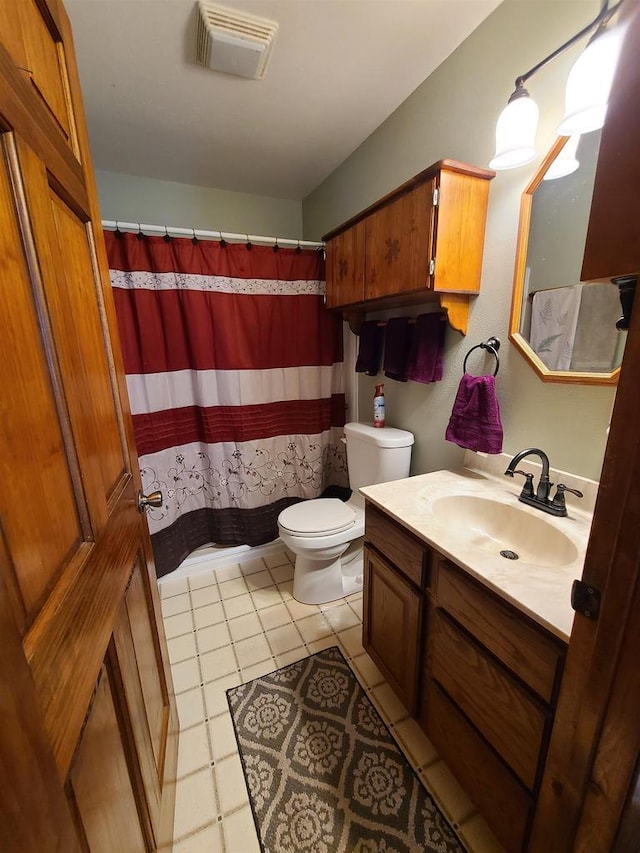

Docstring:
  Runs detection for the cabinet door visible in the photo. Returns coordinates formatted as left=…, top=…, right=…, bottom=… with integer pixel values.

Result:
left=365, top=181, right=434, bottom=301
left=363, top=545, right=422, bottom=714
left=325, top=220, right=366, bottom=308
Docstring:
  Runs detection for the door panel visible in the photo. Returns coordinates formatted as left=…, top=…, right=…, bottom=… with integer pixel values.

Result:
left=17, top=136, right=127, bottom=519
left=111, top=558, right=172, bottom=841
left=125, top=560, right=170, bottom=772
left=0, top=136, right=86, bottom=624
left=69, top=667, right=147, bottom=853
left=16, top=0, right=73, bottom=144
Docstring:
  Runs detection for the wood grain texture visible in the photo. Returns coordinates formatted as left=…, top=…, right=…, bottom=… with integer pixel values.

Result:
left=421, top=678, right=532, bottom=853
left=323, top=160, right=493, bottom=326
left=69, top=668, right=147, bottom=853
left=573, top=566, right=640, bottom=851
left=0, top=566, right=80, bottom=852
left=0, top=144, right=86, bottom=620
left=581, top=0, right=640, bottom=282
left=0, top=44, right=87, bottom=208
left=364, top=503, right=426, bottom=588
left=17, top=0, right=71, bottom=138
left=363, top=545, right=422, bottom=714
left=431, top=610, right=548, bottom=791
left=435, top=560, right=565, bottom=704
left=322, top=159, right=494, bottom=242
left=364, top=180, right=433, bottom=301
left=24, top=485, right=139, bottom=779
left=433, top=167, right=491, bottom=294
left=325, top=218, right=365, bottom=308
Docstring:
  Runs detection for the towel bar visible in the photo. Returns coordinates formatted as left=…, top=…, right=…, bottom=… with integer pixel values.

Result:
left=463, top=336, right=500, bottom=376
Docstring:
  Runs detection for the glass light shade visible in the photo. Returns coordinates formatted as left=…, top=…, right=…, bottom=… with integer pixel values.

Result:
left=489, top=93, right=539, bottom=170
left=558, top=26, right=624, bottom=136
left=543, top=135, right=580, bottom=180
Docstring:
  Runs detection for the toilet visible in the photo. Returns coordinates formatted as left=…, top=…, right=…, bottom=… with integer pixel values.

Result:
left=277, top=422, right=414, bottom=604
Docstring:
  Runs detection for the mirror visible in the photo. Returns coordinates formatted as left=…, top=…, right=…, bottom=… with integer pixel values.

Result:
left=509, top=132, right=625, bottom=384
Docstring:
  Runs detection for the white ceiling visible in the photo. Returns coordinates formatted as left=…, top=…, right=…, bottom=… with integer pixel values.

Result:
left=66, top=0, right=501, bottom=200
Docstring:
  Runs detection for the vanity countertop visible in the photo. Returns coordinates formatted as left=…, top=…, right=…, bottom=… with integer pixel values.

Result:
left=360, top=466, right=594, bottom=642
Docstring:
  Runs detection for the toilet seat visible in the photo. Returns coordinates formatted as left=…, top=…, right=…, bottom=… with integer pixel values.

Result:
left=278, top=498, right=356, bottom=537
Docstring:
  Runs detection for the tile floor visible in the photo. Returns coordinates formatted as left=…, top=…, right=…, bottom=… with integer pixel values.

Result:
left=159, top=544, right=504, bottom=853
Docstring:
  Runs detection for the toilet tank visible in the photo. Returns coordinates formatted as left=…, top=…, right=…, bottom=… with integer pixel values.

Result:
left=344, top=422, right=414, bottom=491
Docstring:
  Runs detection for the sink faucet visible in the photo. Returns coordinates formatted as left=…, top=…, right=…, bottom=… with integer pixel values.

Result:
left=504, top=448, right=582, bottom=517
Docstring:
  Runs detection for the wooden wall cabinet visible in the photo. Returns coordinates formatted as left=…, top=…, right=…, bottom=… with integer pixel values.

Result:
left=324, top=160, right=494, bottom=334
left=363, top=502, right=567, bottom=852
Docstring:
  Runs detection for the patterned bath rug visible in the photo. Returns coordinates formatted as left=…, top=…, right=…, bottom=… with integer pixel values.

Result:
left=227, top=646, right=464, bottom=853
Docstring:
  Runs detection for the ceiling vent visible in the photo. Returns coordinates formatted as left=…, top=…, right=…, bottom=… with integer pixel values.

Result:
left=195, top=2, right=278, bottom=80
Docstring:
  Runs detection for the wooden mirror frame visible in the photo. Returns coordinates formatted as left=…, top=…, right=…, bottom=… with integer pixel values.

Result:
left=508, top=136, right=620, bottom=386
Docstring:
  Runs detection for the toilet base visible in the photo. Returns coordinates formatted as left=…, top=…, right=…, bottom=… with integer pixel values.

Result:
left=292, top=541, right=363, bottom=605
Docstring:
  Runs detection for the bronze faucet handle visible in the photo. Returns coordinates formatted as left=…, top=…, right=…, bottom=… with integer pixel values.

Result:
left=551, top=483, right=584, bottom=509
left=511, top=469, right=535, bottom=498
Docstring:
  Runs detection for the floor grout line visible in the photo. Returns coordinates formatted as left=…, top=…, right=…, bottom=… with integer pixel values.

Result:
left=169, top=550, right=479, bottom=853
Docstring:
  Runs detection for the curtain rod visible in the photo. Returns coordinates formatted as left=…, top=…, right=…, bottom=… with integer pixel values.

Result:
left=101, top=220, right=324, bottom=250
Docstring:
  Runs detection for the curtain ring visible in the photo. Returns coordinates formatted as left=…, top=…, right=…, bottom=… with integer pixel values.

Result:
left=114, top=220, right=122, bottom=239
left=246, top=234, right=252, bottom=251
left=219, top=230, right=227, bottom=248
left=273, top=237, right=279, bottom=253
left=136, top=223, right=145, bottom=240
left=191, top=228, right=199, bottom=246
left=163, top=225, right=172, bottom=243
left=295, top=239, right=302, bottom=255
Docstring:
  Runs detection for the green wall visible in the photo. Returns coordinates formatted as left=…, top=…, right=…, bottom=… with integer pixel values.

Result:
left=96, top=170, right=303, bottom=238
left=303, top=0, right=615, bottom=481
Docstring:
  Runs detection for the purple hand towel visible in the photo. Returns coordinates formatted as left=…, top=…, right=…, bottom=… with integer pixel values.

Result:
left=384, top=317, right=413, bottom=381
left=355, top=320, right=384, bottom=375
left=406, top=313, right=446, bottom=383
left=445, top=373, right=503, bottom=454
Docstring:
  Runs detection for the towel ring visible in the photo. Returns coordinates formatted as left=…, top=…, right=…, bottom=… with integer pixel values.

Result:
left=463, top=336, right=500, bottom=376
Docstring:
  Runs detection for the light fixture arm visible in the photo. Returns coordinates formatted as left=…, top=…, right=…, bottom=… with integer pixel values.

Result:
left=513, top=0, right=622, bottom=91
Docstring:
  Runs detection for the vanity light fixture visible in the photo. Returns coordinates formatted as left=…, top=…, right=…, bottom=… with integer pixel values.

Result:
left=489, top=0, right=624, bottom=171
left=542, top=135, right=580, bottom=180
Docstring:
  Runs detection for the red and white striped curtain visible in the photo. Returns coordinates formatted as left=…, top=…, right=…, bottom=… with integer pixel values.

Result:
left=106, top=232, right=347, bottom=576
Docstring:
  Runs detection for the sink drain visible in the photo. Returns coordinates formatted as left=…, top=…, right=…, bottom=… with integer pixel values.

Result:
left=500, top=549, right=519, bottom=560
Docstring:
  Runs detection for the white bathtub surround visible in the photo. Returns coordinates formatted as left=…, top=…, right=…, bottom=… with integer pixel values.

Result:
left=360, top=454, right=596, bottom=640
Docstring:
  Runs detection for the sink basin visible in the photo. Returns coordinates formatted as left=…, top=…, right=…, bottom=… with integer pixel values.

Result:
left=431, top=495, right=579, bottom=568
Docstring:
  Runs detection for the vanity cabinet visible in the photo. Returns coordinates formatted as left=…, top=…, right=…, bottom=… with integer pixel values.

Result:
left=324, top=160, right=494, bottom=334
left=363, top=502, right=567, bottom=853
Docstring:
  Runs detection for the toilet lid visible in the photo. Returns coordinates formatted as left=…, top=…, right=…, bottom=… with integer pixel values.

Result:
left=279, top=499, right=357, bottom=536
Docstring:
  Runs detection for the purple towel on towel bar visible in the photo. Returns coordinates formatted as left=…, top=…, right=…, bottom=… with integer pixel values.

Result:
left=406, top=313, right=446, bottom=383
left=445, top=373, right=503, bottom=454
left=384, top=317, right=413, bottom=381
left=355, top=320, right=384, bottom=375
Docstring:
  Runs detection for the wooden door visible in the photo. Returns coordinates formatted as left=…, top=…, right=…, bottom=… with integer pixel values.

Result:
left=530, top=2, right=640, bottom=849
left=364, top=180, right=434, bottom=301
left=0, top=2, right=178, bottom=851
left=325, top=219, right=366, bottom=308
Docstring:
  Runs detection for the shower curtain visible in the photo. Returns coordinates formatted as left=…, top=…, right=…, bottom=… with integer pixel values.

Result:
left=106, top=232, right=347, bottom=576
